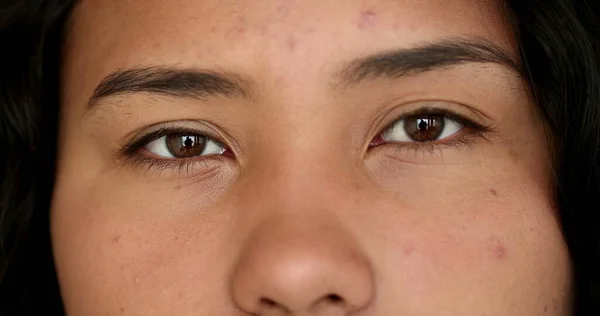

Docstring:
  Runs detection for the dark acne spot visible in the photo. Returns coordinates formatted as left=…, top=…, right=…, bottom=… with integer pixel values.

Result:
left=112, top=235, right=121, bottom=243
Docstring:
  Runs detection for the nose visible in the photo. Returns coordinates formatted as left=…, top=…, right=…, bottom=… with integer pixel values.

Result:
left=230, top=216, right=375, bottom=316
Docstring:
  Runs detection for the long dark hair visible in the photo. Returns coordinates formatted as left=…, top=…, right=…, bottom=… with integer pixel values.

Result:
left=1, top=0, right=598, bottom=315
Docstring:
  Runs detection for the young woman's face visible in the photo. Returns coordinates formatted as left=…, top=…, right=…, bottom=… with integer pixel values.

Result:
left=51, top=0, right=572, bottom=315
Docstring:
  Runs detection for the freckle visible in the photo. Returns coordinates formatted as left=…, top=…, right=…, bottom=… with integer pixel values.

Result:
left=286, top=36, right=296, bottom=51
left=112, top=235, right=121, bottom=243
left=490, top=189, right=498, bottom=197
left=210, top=26, right=217, bottom=33
left=403, top=244, right=415, bottom=256
left=508, top=149, right=519, bottom=162
left=236, top=26, right=246, bottom=34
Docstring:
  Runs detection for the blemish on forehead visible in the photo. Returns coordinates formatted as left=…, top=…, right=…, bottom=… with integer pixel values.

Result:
left=358, top=10, right=377, bottom=29
left=489, top=237, right=508, bottom=261
left=403, top=244, right=415, bottom=256
left=490, top=189, right=498, bottom=197
left=494, top=244, right=507, bottom=260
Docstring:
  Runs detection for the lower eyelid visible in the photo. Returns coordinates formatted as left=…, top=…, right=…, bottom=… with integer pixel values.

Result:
left=120, top=149, right=231, bottom=178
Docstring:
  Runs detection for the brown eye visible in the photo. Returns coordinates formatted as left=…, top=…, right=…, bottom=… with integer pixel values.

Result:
left=144, top=133, right=226, bottom=158
left=403, top=115, right=445, bottom=142
left=381, top=113, right=464, bottom=143
left=166, top=135, right=207, bottom=158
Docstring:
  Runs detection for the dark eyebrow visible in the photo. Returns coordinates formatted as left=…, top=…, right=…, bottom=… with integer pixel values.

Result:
left=88, top=67, right=250, bottom=107
left=338, top=37, right=521, bottom=85
left=88, top=38, right=518, bottom=108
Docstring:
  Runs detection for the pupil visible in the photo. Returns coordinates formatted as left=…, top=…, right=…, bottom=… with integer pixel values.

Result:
left=183, top=136, right=194, bottom=149
left=418, top=119, right=430, bottom=131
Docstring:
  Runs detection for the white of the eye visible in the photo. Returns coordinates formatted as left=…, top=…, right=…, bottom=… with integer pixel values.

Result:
left=203, top=140, right=226, bottom=155
left=437, top=119, right=463, bottom=139
left=144, top=136, right=225, bottom=158
left=382, top=117, right=464, bottom=142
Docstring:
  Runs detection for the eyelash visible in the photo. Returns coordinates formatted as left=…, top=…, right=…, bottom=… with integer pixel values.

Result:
left=118, top=108, right=492, bottom=172
left=119, top=127, right=229, bottom=174
left=371, top=107, right=492, bottom=150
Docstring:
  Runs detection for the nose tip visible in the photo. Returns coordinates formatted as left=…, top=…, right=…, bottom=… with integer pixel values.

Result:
left=230, top=217, right=375, bottom=315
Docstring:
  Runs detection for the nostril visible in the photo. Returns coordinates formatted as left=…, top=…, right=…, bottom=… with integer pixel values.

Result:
left=259, top=297, right=277, bottom=308
left=308, top=293, right=348, bottom=312
left=259, top=297, right=291, bottom=314
left=326, top=294, right=343, bottom=304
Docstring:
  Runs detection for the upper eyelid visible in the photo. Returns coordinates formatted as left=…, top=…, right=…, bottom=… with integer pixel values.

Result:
left=127, top=119, right=229, bottom=143
left=371, top=99, right=493, bottom=133
left=382, top=107, right=488, bottom=132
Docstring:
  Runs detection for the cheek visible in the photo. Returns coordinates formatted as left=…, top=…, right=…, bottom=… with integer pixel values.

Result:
left=50, top=177, right=238, bottom=315
left=359, top=180, right=571, bottom=313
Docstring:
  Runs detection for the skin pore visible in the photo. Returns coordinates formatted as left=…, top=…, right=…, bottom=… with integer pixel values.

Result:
left=51, top=0, right=572, bottom=315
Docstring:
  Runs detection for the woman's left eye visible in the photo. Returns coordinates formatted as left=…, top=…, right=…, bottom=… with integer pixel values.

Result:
left=144, top=134, right=226, bottom=158
left=377, top=113, right=466, bottom=144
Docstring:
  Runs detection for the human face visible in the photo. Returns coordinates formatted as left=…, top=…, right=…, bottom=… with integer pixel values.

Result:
left=52, top=0, right=572, bottom=315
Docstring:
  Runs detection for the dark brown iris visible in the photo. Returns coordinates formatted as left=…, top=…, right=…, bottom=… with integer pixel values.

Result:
left=166, top=134, right=207, bottom=158
left=404, top=115, right=444, bottom=142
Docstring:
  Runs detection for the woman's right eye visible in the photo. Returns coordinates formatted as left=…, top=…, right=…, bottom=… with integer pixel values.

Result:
left=144, top=134, right=227, bottom=159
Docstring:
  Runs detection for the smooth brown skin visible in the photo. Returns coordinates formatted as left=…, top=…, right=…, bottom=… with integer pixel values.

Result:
left=52, top=0, right=572, bottom=315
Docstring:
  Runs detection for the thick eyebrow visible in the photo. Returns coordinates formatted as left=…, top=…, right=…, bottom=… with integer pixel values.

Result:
left=88, top=38, right=519, bottom=108
left=338, top=37, right=521, bottom=86
left=88, top=67, right=250, bottom=107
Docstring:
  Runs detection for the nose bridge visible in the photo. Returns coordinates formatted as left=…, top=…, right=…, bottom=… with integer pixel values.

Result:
left=246, top=80, right=351, bottom=196
left=241, top=120, right=355, bottom=215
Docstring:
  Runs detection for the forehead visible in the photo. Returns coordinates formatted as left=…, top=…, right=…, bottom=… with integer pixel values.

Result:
left=62, top=0, right=515, bottom=99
